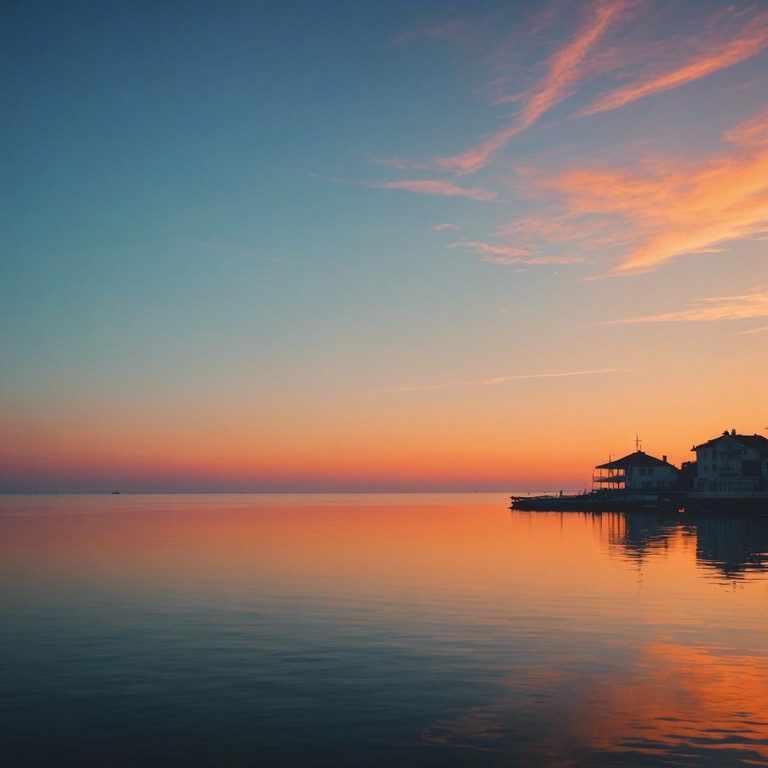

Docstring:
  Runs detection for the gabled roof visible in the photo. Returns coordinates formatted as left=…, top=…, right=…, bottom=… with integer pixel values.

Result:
left=595, top=451, right=676, bottom=470
left=692, top=432, right=768, bottom=451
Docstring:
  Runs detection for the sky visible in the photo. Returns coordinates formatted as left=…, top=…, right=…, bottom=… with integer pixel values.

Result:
left=2, top=0, right=767, bottom=492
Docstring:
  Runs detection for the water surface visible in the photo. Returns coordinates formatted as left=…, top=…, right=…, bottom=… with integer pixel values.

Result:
left=1, top=493, right=767, bottom=766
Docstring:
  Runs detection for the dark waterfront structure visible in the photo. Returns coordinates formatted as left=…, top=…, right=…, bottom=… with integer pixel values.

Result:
left=512, top=429, right=768, bottom=514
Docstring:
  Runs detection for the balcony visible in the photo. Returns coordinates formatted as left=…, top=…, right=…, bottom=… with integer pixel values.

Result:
left=593, top=473, right=625, bottom=484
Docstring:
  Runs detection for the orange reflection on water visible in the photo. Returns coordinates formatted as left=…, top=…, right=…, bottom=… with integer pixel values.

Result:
left=0, top=494, right=526, bottom=595
left=1, top=497, right=762, bottom=606
left=420, top=641, right=768, bottom=765
left=2, top=495, right=767, bottom=765
left=0, top=497, right=671, bottom=613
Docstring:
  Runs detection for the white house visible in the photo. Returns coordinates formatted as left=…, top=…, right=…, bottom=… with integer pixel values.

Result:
left=691, top=430, right=768, bottom=494
left=593, top=451, right=680, bottom=493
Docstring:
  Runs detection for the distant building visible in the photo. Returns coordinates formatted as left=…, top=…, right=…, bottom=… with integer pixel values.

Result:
left=593, top=451, right=680, bottom=493
left=691, top=430, right=768, bottom=494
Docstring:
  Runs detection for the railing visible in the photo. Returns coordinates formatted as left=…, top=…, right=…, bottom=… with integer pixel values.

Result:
left=593, top=473, right=625, bottom=483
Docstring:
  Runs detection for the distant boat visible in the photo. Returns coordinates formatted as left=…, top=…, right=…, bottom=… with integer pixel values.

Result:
left=111, top=491, right=120, bottom=495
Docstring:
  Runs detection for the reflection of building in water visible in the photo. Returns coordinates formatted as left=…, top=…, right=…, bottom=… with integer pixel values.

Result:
left=694, top=515, right=768, bottom=577
left=602, top=511, right=768, bottom=578
left=601, top=512, right=693, bottom=564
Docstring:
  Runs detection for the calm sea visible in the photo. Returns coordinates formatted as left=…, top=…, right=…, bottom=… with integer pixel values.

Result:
left=1, top=493, right=767, bottom=767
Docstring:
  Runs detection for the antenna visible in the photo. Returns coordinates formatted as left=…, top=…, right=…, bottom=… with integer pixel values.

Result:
left=635, top=434, right=642, bottom=452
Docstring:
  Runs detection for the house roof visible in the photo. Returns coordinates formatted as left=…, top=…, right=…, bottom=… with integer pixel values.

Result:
left=692, top=432, right=768, bottom=451
left=595, top=451, right=676, bottom=470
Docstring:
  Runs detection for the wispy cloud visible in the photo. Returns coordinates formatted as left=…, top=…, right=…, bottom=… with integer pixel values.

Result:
left=386, top=2, right=768, bottom=180
left=437, top=0, right=629, bottom=175
left=311, top=171, right=497, bottom=201
left=350, top=3, right=768, bottom=276
left=449, top=240, right=587, bottom=265
left=372, top=368, right=622, bottom=394
left=607, top=288, right=768, bottom=324
left=368, top=155, right=429, bottom=170
left=393, top=17, right=465, bottom=45
left=364, top=179, right=498, bottom=201
left=430, top=222, right=460, bottom=231
left=497, top=107, right=768, bottom=274
left=723, top=107, right=768, bottom=147
left=581, top=8, right=768, bottom=116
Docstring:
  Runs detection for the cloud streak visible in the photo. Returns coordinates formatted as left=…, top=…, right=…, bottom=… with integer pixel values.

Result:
left=437, top=0, right=628, bottom=174
left=393, top=17, right=464, bottom=45
left=449, top=240, right=587, bottom=265
left=581, top=9, right=768, bottom=116
left=607, top=288, right=768, bottom=324
left=373, top=368, right=622, bottom=394
left=312, top=171, right=497, bottom=201
left=364, top=179, right=498, bottom=201
left=358, top=4, right=768, bottom=276
left=388, top=2, right=768, bottom=180
left=497, top=107, right=768, bottom=274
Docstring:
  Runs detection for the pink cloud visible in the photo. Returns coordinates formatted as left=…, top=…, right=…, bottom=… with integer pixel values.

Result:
left=494, top=108, right=768, bottom=274
left=449, top=241, right=532, bottom=258
left=723, top=107, right=768, bottom=148
left=436, top=0, right=630, bottom=175
left=607, top=288, right=768, bottom=324
left=313, top=171, right=497, bottom=202
left=430, top=223, right=459, bottom=231
left=581, top=8, right=768, bottom=116
left=448, top=240, right=587, bottom=266
left=386, top=3, right=768, bottom=181
left=482, top=254, right=587, bottom=266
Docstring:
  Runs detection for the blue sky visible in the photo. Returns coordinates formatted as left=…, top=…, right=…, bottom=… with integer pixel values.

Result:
left=2, top=0, right=767, bottom=491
